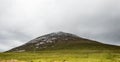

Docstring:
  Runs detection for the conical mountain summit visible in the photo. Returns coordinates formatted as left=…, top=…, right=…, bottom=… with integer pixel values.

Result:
left=8, top=31, right=120, bottom=52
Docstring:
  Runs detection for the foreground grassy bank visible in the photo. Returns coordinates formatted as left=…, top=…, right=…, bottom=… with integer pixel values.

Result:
left=0, top=50, right=120, bottom=62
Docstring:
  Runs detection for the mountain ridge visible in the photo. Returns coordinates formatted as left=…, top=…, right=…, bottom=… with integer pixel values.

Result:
left=7, top=31, right=120, bottom=52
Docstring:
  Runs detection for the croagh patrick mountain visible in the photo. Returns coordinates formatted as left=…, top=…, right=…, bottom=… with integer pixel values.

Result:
left=7, top=31, right=120, bottom=52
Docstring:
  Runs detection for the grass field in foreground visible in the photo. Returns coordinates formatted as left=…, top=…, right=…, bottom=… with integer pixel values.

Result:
left=0, top=50, right=120, bottom=62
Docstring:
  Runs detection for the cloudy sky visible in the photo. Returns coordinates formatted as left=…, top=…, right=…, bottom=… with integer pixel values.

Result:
left=0, top=0, right=120, bottom=52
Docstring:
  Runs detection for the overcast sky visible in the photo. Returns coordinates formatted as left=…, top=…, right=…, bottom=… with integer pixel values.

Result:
left=0, top=0, right=120, bottom=52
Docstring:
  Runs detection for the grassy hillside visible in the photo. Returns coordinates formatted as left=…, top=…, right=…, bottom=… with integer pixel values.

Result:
left=1, top=49, right=120, bottom=62
left=1, top=43, right=120, bottom=62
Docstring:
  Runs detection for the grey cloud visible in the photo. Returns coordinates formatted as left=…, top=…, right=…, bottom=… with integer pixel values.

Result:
left=0, top=0, right=120, bottom=52
left=0, top=30, right=31, bottom=41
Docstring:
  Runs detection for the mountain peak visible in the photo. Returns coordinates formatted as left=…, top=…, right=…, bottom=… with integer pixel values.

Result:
left=52, top=31, right=70, bottom=35
left=28, top=31, right=80, bottom=43
left=7, top=32, right=107, bottom=52
left=53, top=31, right=65, bottom=34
